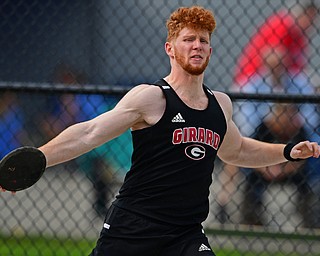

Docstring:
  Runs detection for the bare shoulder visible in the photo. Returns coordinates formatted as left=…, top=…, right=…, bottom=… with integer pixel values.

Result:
left=121, top=83, right=164, bottom=109
left=117, top=83, right=165, bottom=129
left=127, top=83, right=164, bottom=101
left=213, top=91, right=233, bottom=121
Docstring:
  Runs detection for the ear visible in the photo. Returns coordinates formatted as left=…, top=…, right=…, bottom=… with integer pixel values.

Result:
left=165, top=41, right=174, bottom=58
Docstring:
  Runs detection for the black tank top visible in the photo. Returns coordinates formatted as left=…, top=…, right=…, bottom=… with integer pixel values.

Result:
left=114, top=79, right=227, bottom=225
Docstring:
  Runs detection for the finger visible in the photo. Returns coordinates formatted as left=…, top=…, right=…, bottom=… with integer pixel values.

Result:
left=305, top=141, right=313, bottom=151
left=312, top=143, right=320, bottom=158
left=0, top=186, right=15, bottom=194
left=291, top=148, right=301, bottom=158
left=308, top=142, right=316, bottom=157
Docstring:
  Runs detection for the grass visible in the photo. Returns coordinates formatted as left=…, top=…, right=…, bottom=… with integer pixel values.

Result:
left=0, top=234, right=316, bottom=256
left=0, top=235, right=95, bottom=256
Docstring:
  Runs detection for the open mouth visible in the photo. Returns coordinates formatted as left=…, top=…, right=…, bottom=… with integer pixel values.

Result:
left=191, top=55, right=203, bottom=59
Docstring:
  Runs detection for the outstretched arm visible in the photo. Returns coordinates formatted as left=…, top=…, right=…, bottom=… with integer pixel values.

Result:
left=215, top=92, right=320, bottom=168
left=39, top=84, right=164, bottom=167
left=39, top=108, right=134, bottom=167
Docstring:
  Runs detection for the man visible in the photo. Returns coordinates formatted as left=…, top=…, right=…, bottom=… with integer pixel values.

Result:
left=232, top=2, right=318, bottom=135
left=216, top=1, right=320, bottom=226
left=2, top=6, right=319, bottom=256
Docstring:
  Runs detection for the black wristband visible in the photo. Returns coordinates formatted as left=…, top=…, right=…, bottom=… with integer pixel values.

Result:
left=283, top=143, right=302, bottom=162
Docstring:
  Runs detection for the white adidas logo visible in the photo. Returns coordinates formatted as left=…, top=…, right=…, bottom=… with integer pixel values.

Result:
left=103, top=223, right=110, bottom=229
left=172, top=113, right=185, bottom=123
left=198, top=243, right=211, bottom=252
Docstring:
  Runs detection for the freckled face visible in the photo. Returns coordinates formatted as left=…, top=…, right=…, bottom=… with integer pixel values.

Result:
left=171, top=27, right=212, bottom=75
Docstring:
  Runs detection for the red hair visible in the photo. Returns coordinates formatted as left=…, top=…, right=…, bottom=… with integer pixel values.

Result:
left=166, top=6, right=216, bottom=41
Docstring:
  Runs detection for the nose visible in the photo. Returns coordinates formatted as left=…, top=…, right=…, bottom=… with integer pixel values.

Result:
left=193, top=39, right=202, bottom=50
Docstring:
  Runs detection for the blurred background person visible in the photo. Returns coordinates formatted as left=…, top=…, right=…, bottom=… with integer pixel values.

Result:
left=44, top=62, right=119, bottom=217
left=42, top=62, right=132, bottom=217
left=233, top=1, right=318, bottom=92
left=216, top=1, right=320, bottom=226
left=74, top=93, right=120, bottom=217
left=240, top=103, right=310, bottom=226
left=232, top=0, right=319, bottom=138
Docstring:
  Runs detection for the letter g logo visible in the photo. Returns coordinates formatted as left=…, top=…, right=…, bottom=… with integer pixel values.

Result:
left=185, top=144, right=206, bottom=160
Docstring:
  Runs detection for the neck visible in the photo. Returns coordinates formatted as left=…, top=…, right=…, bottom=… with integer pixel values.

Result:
left=164, top=69, right=204, bottom=90
left=164, top=72, right=209, bottom=110
left=163, top=73, right=207, bottom=108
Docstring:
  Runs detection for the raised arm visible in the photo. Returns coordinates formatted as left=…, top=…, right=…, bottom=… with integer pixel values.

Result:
left=39, top=84, right=164, bottom=167
left=215, top=92, right=320, bottom=168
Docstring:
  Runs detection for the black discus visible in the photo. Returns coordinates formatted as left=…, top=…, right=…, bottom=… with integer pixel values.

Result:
left=0, top=147, right=46, bottom=191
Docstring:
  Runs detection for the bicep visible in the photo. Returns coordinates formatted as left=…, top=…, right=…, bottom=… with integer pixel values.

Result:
left=86, top=98, right=142, bottom=144
left=87, top=108, right=138, bottom=142
left=86, top=84, right=162, bottom=144
left=214, top=92, right=244, bottom=163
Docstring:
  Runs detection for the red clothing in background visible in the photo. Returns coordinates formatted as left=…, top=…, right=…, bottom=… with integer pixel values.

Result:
left=234, top=10, right=308, bottom=87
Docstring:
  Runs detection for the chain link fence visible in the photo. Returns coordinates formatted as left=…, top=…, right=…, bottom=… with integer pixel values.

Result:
left=1, top=0, right=320, bottom=255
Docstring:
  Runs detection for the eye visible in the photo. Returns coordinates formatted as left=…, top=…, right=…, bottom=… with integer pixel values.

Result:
left=200, top=38, right=209, bottom=44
